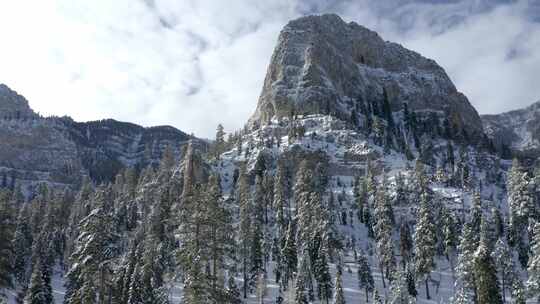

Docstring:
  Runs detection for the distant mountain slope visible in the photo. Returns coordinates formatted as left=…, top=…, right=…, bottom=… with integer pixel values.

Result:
left=482, top=100, right=540, bottom=160
left=0, top=84, right=202, bottom=194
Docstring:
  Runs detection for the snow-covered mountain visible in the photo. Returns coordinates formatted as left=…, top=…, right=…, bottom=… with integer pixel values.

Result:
left=0, top=84, right=201, bottom=195
left=2, top=13, right=539, bottom=304
left=482, top=100, right=540, bottom=160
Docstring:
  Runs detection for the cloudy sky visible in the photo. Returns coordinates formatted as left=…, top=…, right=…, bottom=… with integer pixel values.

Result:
left=0, top=0, right=539, bottom=137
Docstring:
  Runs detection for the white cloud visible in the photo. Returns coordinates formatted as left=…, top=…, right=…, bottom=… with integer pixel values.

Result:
left=0, top=0, right=538, bottom=137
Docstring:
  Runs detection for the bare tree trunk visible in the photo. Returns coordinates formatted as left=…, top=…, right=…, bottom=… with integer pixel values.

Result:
left=425, top=278, right=431, bottom=300
left=380, top=263, right=386, bottom=288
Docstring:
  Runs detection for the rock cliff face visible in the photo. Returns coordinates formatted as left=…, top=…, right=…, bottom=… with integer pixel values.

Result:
left=482, top=100, right=540, bottom=160
left=250, top=14, right=484, bottom=142
left=0, top=84, right=202, bottom=194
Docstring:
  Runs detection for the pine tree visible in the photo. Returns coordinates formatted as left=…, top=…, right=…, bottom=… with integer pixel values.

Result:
left=442, top=208, right=458, bottom=263
left=511, top=278, right=526, bottom=304
left=64, top=187, right=120, bottom=304
left=389, top=269, right=414, bottom=304
left=0, top=191, right=15, bottom=292
left=372, top=289, right=383, bottom=304
left=333, top=269, right=345, bottom=304
left=314, top=242, right=332, bottom=304
left=356, top=250, right=374, bottom=302
left=451, top=287, right=472, bottom=304
left=237, top=165, right=253, bottom=298
left=527, top=221, right=540, bottom=302
left=492, top=238, right=515, bottom=303
left=294, top=256, right=309, bottom=304
left=281, top=221, right=297, bottom=291
left=112, top=234, right=142, bottom=304
left=413, top=192, right=436, bottom=300
left=12, top=202, right=32, bottom=286
left=474, top=220, right=503, bottom=304
left=507, top=159, right=533, bottom=252
left=226, top=275, right=242, bottom=304
left=353, top=176, right=366, bottom=223
left=399, top=222, right=413, bottom=270
left=214, top=124, right=226, bottom=159
left=373, top=178, right=395, bottom=287
left=455, top=223, right=478, bottom=302
left=405, top=264, right=417, bottom=299
left=23, top=258, right=51, bottom=304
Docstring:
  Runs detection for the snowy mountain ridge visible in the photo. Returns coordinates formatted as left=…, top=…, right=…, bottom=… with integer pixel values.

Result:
left=0, top=84, right=201, bottom=195
left=482, top=100, right=540, bottom=160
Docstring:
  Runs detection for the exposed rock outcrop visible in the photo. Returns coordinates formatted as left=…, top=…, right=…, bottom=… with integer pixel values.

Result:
left=250, top=14, right=484, bottom=142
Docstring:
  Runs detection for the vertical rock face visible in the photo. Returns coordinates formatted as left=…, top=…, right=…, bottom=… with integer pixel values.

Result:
left=250, top=14, right=484, bottom=142
left=0, top=84, right=38, bottom=119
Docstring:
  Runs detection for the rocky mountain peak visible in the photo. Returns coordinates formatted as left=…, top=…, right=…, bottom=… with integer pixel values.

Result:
left=0, top=83, right=37, bottom=119
left=250, top=14, right=484, bottom=142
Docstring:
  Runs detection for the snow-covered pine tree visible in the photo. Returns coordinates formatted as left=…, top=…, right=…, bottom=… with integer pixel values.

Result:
left=373, top=178, right=395, bottom=288
left=399, top=222, right=413, bottom=270
left=372, top=289, right=383, bottom=304
left=63, top=186, right=120, bottom=304
left=111, top=233, right=142, bottom=304
left=473, top=218, right=503, bottom=304
left=507, top=159, right=536, bottom=269
left=12, top=203, right=33, bottom=286
left=214, top=123, right=226, bottom=159
left=250, top=175, right=265, bottom=287
left=274, top=160, right=289, bottom=233
left=357, top=250, right=374, bottom=303
left=389, top=269, right=415, bottom=304
left=294, top=256, right=310, bottom=304
left=441, top=208, right=458, bottom=266
left=455, top=222, right=478, bottom=302
left=23, top=258, right=51, bottom=304
left=451, top=287, right=472, bottom=304
left=492, top=238, right=516, bottom=303
left=333, top=268, right=345, bottom=304
left=0, top=190, right=15, bottom=293
left=237, top=164, right=253, bottom=298
left=314, top=241, right=332, bottom=304
left=527, top=221, right=540, bottom=302
left=226, top=275, right=242, bottom=304
left=353, top=175, right=366, bottom=223
left=281, top=220, right=297, bottom=292
left=511, top=278, right=526, bottom=304
left=413, top=191, right=436, bottom=300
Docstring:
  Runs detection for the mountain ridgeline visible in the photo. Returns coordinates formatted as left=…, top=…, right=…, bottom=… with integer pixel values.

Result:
left=2, top=13, right=540, bottom=304
left=0, top=84, right=202, bottom=194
